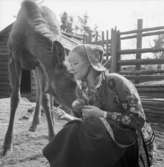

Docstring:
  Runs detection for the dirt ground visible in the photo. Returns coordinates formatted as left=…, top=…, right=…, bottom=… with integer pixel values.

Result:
left=0, top=98, right=164, bottom=167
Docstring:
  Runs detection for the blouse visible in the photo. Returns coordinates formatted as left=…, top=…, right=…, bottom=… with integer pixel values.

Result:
left=75, top=71, right=155, bottom=164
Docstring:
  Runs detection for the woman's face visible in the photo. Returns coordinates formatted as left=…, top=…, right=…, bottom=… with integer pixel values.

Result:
left=65, top=51, right=90, bottom=80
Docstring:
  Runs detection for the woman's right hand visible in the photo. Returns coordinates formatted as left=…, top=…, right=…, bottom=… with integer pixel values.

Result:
left=54, top=107, right=81, bottom=122
left=54, top=108, right=68, bottom=120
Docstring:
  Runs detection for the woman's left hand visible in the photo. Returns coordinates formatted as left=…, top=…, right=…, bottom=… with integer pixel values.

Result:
left=81, top=105, right=105, bottom=118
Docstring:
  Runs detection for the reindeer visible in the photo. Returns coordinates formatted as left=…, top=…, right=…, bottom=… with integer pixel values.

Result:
left=2, top=0, right=77, bottom=156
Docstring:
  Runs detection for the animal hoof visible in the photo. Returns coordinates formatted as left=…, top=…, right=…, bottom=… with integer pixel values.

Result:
left=1, top=144, right=13, bottom=157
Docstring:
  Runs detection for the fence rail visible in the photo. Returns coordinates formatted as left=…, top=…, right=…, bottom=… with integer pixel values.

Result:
left=120, top=25, right=164, bottom=35
left=120, top=48, right=164, bottom=54
left=86, top=19, right=164, bottom=84
left=120, top=69, right=164, bottom=75
left=119, top=59, right=164, bottom=65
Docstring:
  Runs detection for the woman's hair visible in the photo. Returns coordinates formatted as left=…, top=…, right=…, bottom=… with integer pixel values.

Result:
left=72, top=45, right=89, bottom=63
left=71, top=44, right=106, bottom=72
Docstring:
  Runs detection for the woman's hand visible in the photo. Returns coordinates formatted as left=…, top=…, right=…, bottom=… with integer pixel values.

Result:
left=54, top=107, right=81, bottom=121
left=81, top=105, right=106, bottom=118
left=54, top=108, right=68, bottom=120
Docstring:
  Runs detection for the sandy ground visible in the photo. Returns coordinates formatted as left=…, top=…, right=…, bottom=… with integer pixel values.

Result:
left=0, top=97, right=163, bottom=167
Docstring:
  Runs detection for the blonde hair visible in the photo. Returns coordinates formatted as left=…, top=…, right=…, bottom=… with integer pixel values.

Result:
left=71, top=45, right=89, bottom=63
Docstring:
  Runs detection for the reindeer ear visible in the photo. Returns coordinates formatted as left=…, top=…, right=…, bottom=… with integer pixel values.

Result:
left=53, top=41, right=65, bottom=66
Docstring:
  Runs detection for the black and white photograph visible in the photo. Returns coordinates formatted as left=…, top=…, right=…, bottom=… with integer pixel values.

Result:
left=0, top=0, right=163, bottom=166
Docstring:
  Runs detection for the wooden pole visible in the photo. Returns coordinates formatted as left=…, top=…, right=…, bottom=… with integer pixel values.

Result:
left=102, top=31, right=104, bottom=47
left=106, top=30, right=109, bottom=60
left=95, top=31, right=98, bottom=42
left=119, top=47, right=164, bottom=54
left=120, top=25, right=164, bottom=35
left=111, top=28, right=118, bottom=72
left=136, top=19, right=143, bottom=70
left=83, top=34, right=86, bottom=44
left=117, top=31, right=121, bottom=72
left=89, top=32, right=92, bottom=43
left=121, top=30, right=164, bottom=40
left=119, top=58, right=164, bottom=65
left=135, top=19, right=143, bottom=83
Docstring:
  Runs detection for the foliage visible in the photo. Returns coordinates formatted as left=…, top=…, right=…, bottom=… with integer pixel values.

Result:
left=60, top=12, right=100, bottom=42
left=153, top=34, right=164, bottom=59
left=152, top=34, right=164, bottom=70
left=60, top=12, right=73, bottom=33
left=76, top=14, right=91, bottom=35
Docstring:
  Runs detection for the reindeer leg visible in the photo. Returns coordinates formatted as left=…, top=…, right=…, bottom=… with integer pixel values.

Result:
left=49, top=95, right=55, bottom=125
left=35, top=66, right=55, bottom=140
left=42, top=93, right=55, bottom=140
left=2, top=57, right=22, bottom=156
left=29, top=70, right=42, bottom=131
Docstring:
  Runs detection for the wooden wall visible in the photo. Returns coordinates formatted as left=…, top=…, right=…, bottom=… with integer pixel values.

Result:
left=0, top=24, right=81, bottom=101
left=0, top=27, right=10, bottom=98
left=0, top=25, right=35, bottom=101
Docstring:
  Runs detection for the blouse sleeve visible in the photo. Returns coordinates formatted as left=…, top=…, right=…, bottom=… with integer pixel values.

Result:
left=105, top=74, right=145, bottom=130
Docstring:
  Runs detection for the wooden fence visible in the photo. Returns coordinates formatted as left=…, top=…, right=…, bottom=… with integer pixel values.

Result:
left=86, top=19, right=164, bottom=84
left=84, top=30, right=111, bottom=62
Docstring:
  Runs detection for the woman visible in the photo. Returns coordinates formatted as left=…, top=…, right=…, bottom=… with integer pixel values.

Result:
left=43, top=44, right=155, bottom=167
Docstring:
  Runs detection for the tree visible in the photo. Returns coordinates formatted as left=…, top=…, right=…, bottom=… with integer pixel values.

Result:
left=60, top=12, right=101, bottom=43
left=60, top=12, right=73, bottom=33
left=76, top=13, right=92, bottom=35
left=75, top=13, right=101, bottom=42
left=92, top=25, right=101, bottom=41
left=152, top=34, right=164, bottom=70
left=153, top=35, right=164, bottom=58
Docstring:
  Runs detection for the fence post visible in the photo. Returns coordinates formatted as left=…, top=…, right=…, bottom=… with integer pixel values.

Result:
left=136, top=19, right=143, bottom=82
left=106, top=30, right=109, bottom=60
left=117, top=30, right=121, bottom=72
left=95, top=31, right=98, bottom=42
left=83, top=34, right=86, bottom=44
left=110, top=28, right=120, bottom=72
left=88, top=32, right=92, bottom=43
left=102, top=31, right=105, bottom=48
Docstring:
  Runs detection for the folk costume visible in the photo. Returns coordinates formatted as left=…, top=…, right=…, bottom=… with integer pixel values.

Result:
left=43, top=45, right=155, bottom=167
